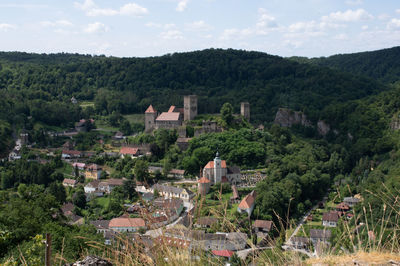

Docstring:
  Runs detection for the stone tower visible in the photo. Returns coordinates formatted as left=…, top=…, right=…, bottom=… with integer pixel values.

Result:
left=184, top=95, right=198, bottom=121
left=144, top=105, right=157, bottom=132
left=213, top=152, right=222, bottom=184
left=241, top=102, right=250, bottom=122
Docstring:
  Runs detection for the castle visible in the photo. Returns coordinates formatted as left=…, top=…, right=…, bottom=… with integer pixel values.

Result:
left=145, top=95, right=197, bottom=132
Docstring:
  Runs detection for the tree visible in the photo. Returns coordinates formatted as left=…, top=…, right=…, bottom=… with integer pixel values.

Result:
left=119, top=120, right=132, bottom=135
left=73, top=190, right=86, bottom=209
left=220, top=102, right=234, bottom=126
left=122, top=179, right=136, bottom=200
left=134, top=160, right=149, bottom=182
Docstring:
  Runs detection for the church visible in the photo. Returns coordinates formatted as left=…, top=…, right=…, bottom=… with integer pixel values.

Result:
left=202, top=152, right=241, bottom=185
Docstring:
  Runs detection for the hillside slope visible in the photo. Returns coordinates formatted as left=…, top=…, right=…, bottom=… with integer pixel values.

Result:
left=0, top=49, right=385, bottom=124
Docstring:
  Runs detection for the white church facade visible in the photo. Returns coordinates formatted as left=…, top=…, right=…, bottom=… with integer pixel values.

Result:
left=202, top=152, right=241, bottom=185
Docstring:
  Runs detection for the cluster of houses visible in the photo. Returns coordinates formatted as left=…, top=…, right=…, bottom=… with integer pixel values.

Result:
left=320, top=196, right=361, bottom=228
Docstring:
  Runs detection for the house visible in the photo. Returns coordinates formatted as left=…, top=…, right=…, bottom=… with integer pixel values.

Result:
left=90, top=220, right=110, bottom=234
left=195, top=217, right=218, bottom=228
left=168, top=169, right=185, bottom=179
left=310, top=229, right=331, bottom=244
left=202, top=152, right=241, bottom=185
left=153, top=198, right=184, bottom=222
left=150, top=184, right=194, bottom=202
left=237, top=190, right=257, bottom=216
left=109, top=217, right=146, bottom=233
left=8, top=149, right=21, bottom=161
left=62, top=150, right=82, bottom=159
left=84, top=180, right=102, bottom=194
left=230, top=185, right=239, bottom=203
left=343, top=197, right=360, bottom=207
left=149, top=215, right=169, bottom=229
left=113, top=131, right=125, bottom=140
left=72, top=162, right=86, bottom=170
left=62, top=178, right=78, bottom=188
left=61, top=203, right=84, bottom=225
left=98, top=178, right=124, bottom=193
left=198, top=176, right=211, bottom=196
left=119, top=147, right=140, bottom=159
left=290, top=236, right=310, bottom=250
left=62, top=140, right=75, bottom=150
left=85, top=164, right=102, bottom=180
left=336, top=202, right=350, bottom=213
left=322, top=212, right=339, bottom=227
left=253, top=220, right=273, bottom=234
left=142, top=192, right=154, bottom=202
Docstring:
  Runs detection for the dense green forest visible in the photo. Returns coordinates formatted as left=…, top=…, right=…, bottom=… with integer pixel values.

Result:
left=290, top=46, right=400, bottom=84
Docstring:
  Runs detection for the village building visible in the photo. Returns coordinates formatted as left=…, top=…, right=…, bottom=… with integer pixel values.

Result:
left=90, top=220, right=110, bottom=234
left=290, top=236, right=310, bottom=250
left=237, top=190, right=257, bottom=216
left=322, top=212, right=339, bottom=227
left=119, top=147, right=140, bottom=159
left=202, top=152, right=241, bottom=185
left=253, top=220, right=273, bottom=234
left=168, top=169, right=185, bottom=179
left=198, top=176, right=211, bottom=196
left=343, top=197, right=360, bottom=207
left=153, top=198, right=184, bottom=223
left=150, top=184, right=194, bottom=202
left=72, top=162, right=86, bottom=170
left=230, top=185, right=240, bottom=203
left=62, top=140, right=75, bottom=150
left=109, top=217, right=146, bottom=233
left=195, top=217, right=218, bottom=229
left=211, top=250, right=235, bottom=259
left=61, top=203, right=84, bottom=225
left=85, top=164, right=102, bottom=180
left=61, top=150, right=82, bottom=159
left=62, top=178, right=78, bottom=188
left=98, top=178, right=124, bottom=193
left=8, top=149, right=21, bottom=161
left=310, top=229, right=332, bottom=244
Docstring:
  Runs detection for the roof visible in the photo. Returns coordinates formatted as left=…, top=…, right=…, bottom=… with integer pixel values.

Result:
left=291, top=236, right=309, bottom=244
left=310, top=229, right=332, bottom=239
left=196, top=217, right=218, bottom=226
left=211, top=250, right=234, bottom=258
left=198, top=176, right=211, bottom=183
left=162, top=198, right=183, bottom=211
left=102, top=178, right=124, bottom=186
left=168, top=105, right=177, bottom=112
left=176, top=137, right=192, bottom=143
left=86, top=164, right=101, bottom=171
left=109, top=217, right=146, bottom=228
left=204, top=160, right=227, bottom=169
left=145, top=105, right=156, bottom=113
left=62, top=150, right=82, bottom=155
left=90, top=220, right=110, bottom=229
left=336, top=202, right=350, bottom=210
left=120, top=147, right=139, bottom=155
left=344, top=197, right=360, bottom=203
left=169, top=169, right=185, bottom=175
left=72, top=162, right=86, bottom=168
left=152, top=184, right=189, bottom=195
left=86, top=180, right=100, bottom=188
left=156, top=112, right=181, bottom=121
left=238, top=190, right=256, bottom=210
left=61, top=202, right=74, bottom=214
left=156, top=236, right=190, bottom=249
left=63, top=178, right=77, bottom=185
left=253, top=220, right=273, bottom=230
left=322, top=212, right=339, bottom=222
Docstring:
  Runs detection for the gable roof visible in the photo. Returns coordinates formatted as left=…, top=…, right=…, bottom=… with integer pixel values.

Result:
left=145, top=105, right=156, bottom=113
left=120, top=147, right=139, bottom=155
left=238, top=190, right=256, bottom=210
left=109, top=217, right=145, bottom=228
left=63, top=178, right=77, bottom=185
left=156, top=112, right=181, bottom=121
left=152, top=183, right=186, bottom=195
left=62, top=150, right=82, bottom=155
left=86, top=180, right=100, bottom=188
left=204, top=160, right=227, bottom=169
left=253, top=220, right=273, bottom=230
left=310, top=229, right=332, bottom=239
left=90, top=220, right=110, bottom=230
left=211, top=250, right=234, bottom=258
left=322, top=212, right=339, bottom=222
left=168, top=105, right=177, bottom=112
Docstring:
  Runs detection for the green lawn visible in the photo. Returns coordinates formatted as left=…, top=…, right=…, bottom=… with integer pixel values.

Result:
left=95, top=196, right=110, bottom=209
left=56, top=163, right=74, bottom=177
left=123, top=114, right=144, bottom=124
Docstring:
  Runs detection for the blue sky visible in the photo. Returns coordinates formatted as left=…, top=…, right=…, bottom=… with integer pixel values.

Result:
left=0, top=0, right=399, bottom=57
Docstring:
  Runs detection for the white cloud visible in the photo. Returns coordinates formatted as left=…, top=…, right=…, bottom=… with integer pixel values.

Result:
left=84, top=22, right=109, bottom=33
left=160, top=30, right=184, bottom=40
left=387, top=18, right=400, bottom=30
left=362, top=25, right=368, bottom=30
left=40, top=20, right=73, bottom=27
left=257, top=8, right=278, bottom=29
left=146, top=22, right=176, bottom=29
left=396, top=9, right=400, bottom=14
left=333, top=33, right=348, bottom=40
left=176, top=0, right=189, bottom=12
left=220, top=28, right=253, bottom=41
left=74, top=0, right=148, bottom=17
left=322, top=9, right=373, bottom=22
left=186, top=20, right=212, bottom=31
left=345, top=0, right=363, bottom=5
left=0, top=23, right=17, bottom=32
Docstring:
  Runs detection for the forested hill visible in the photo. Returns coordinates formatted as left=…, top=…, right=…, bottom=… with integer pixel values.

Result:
left=0, top=49, right=385, bottom=124
left=291, top=46, right=400, bottom=84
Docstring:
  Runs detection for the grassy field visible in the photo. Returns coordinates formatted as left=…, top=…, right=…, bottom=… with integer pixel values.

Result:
left=80, top=101, right=95, bottom=108
left=56, top=163, right=74, bottom=177
left=123, top=114, right=144, bottom=124
left=95, top=196, right=110, bottom=209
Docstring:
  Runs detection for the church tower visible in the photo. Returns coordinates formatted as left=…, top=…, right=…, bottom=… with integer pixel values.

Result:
left=213, top=151, right=222, bottom=184
left=184, top=95, right=198, bottom=121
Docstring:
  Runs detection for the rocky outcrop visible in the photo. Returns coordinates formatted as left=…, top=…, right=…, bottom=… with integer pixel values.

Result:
left=274, top=108, right=312, bottom=128
left=390, top=114, right=400, bottom=130
left=317, top=120, right=330, bottom=136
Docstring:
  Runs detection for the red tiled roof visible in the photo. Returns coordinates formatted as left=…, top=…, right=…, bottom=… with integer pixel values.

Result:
left=198, top=177, right=211, bottom=183
left=168, top=105, right=176, bottom=112
left=211, top=250, right=234, bottom=258
left=156, top=112, right=181, bottom=121
left=238, top=191, right=256, bottom=210
left=63, top=178, right=77, bottom=185
left=169, top=169, right=185, bottom=175
left=322, top=212, right=339, bottom=222
left=109, top=217, right=145, bottom=228
left=145, top=105, right=156, bottom=113
left=253, top=220, right=273, bottom=230
left=204, top=160, right=227, bottom=169
left=120, top=147, right=139, bottom=155
left=62, top=150, right=82, bottom=155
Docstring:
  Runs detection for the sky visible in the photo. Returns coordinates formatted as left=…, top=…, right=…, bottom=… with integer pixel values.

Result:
left=0, top=0, right=399, bottom=58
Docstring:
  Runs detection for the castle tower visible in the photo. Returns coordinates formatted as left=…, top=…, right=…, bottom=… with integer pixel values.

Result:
left=144, top=105, right=157, bottom=132
left=213, top=152, right=222, bottom=184
left=198, top=176, right=211, bottom=196
left=241, top=102, right=250, bottom=122
left=184, top=95, right=198, bottom=121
